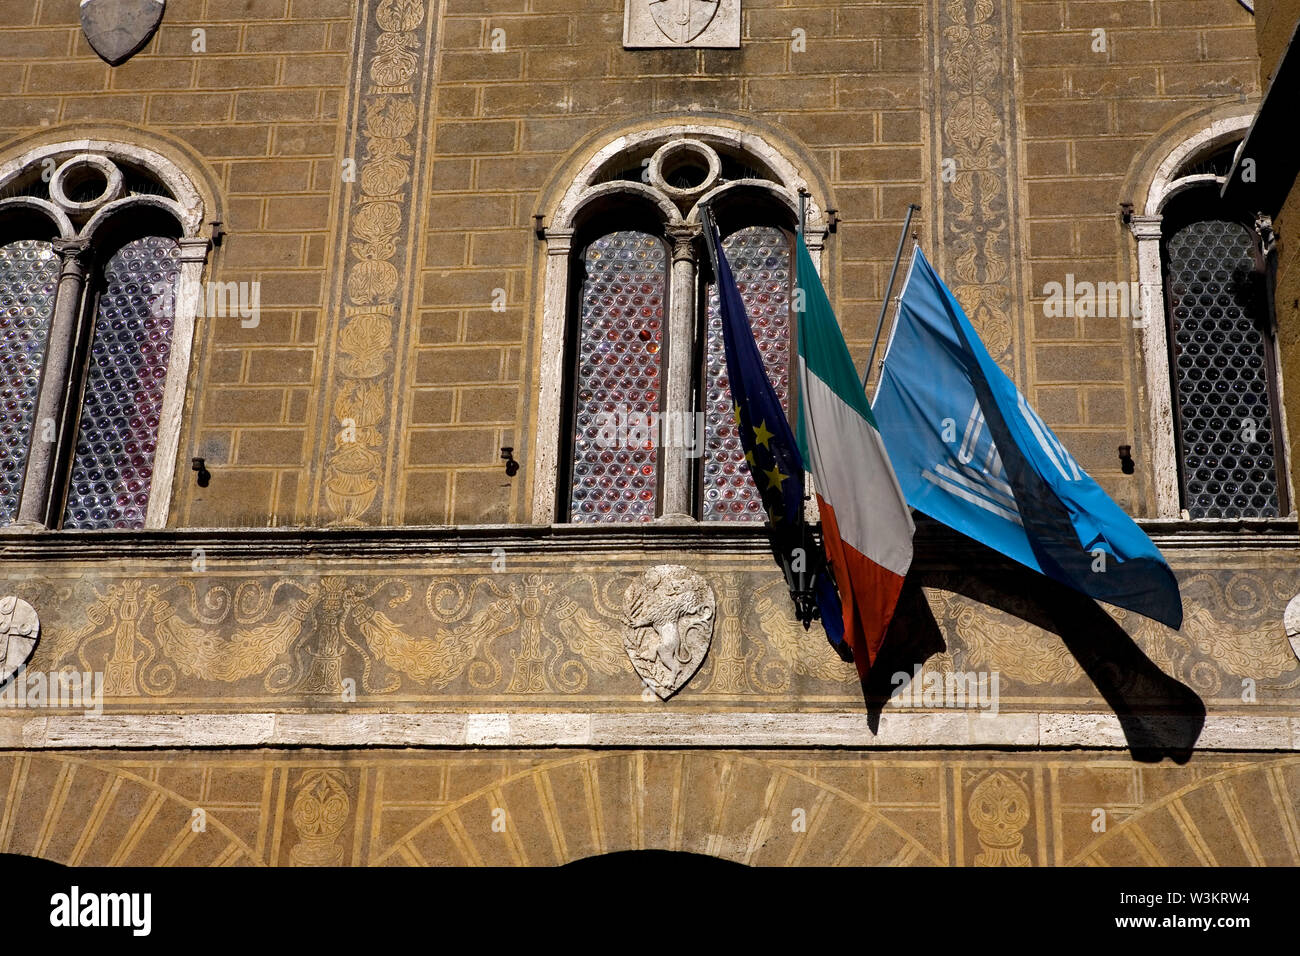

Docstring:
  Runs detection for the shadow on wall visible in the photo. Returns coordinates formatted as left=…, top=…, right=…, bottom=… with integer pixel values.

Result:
left=861, top=534, right=1206, bottom=764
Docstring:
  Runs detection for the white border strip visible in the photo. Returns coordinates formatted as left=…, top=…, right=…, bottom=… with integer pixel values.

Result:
left=0, top=712, right=1295, bottom=751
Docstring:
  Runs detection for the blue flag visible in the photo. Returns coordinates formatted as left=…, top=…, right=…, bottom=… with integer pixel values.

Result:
left=872, top=246, right=1183, bottom=629
left=706, top=217, right=848, bottom=658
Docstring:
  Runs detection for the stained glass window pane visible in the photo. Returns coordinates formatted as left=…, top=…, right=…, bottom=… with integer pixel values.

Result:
left=0, top=239, right=59, bottom=523
left=1166, top=219, right=1280, bottom=519
left=568, top=231, right=666, bottom=522
left=63, top=235, right=181, bottom=530
left=702, top=226, right=792, bottom=522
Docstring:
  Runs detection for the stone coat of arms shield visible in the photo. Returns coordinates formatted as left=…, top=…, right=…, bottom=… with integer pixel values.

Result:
left=648, top=0, right=721, bottom=45
left=80, top=0, right=166, bottom=66
left=0, top=597, right=39, bottom=690
left=622, top=566, right=716, bottom=700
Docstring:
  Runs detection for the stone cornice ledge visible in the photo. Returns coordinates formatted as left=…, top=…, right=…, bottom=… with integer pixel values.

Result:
left=0, top=712, right=1295, bottom=751
left=0, top=517, right=1296, bottom=563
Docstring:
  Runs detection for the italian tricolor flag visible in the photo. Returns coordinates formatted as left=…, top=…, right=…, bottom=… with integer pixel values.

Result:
left=795, top=236, right=914, bottom=679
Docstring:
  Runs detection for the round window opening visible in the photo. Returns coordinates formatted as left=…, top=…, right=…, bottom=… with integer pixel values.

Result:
left=662, top=157, right=709, bottom=190
left=49, top=154, right=125, bottom=215
left=647, top=140, right=721, bottom=202
left=62, top=165, right=111, bottom=205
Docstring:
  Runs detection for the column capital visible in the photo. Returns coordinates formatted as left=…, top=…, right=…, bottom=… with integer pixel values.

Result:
left=50, top=236, right=92, bottom=261
left=1129, top=215, right=1163, bottom=241
left=543, top=229, right=573, bottom=256
left=665, top=221, right=701, bottom=262
left=177, top=236, right=212, bottom=262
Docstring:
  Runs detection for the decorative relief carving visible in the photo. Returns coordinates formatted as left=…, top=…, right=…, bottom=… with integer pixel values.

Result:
left=0, top=597, right=39, bottom=688
left=321, top=1, right=431, bottom=525
left=937, top=0, right=1015, bottom=361
left=289, top=770, right=350, bottom=867
left=623, top=566, right=716, bottom=699
left=80, top=0, right=165, bottom=66
left=18, top=559, right=1300, bottom=706
left=968, top=771, right=1032, bottom=866
left=623, top=0, right=740, bottom=49
left=1286, top=593, right=1300, bottom=663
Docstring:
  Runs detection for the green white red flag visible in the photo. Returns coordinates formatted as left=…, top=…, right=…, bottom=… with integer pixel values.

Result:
left=794, top=236, right=914, bottom=678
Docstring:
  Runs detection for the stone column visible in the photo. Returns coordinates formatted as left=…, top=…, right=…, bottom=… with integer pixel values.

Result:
left=659, top=221, right=701, bottom=522
left=531, top=229, right=573, bottom=525
left=17, top=237, right=92, bottom=528
left=145, top=236, right=211, bottom=530
left=1129, top=214, right=1181, bottom=518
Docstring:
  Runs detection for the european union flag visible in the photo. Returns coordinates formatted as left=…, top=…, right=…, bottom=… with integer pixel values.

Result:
left=872, top=247, right=1183, bottom=629
left=705, top=213, right=848, bottom=658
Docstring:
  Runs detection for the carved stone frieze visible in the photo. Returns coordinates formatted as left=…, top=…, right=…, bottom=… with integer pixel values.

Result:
left=623, top=0, right=740, bottom=49
left=0, top=541, right=1295, bottom=710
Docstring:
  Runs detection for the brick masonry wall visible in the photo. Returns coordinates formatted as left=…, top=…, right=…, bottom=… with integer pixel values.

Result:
left=414, top=0, right=929, bottom=524
left=2, top=0, right=355, bottom=528
left=1015, top=0, right=1259, bottom=513
left=0, top=0, right=1270, bottom=526
left=1255, top=0, right=1300, bottom=81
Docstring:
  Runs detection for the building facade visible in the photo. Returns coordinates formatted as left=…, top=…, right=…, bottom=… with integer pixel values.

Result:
left=0, top=0, right=1298, bottom=866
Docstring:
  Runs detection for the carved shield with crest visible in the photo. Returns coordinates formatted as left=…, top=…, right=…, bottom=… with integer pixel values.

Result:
left=623, top=566, right=716, bottom=700
left=80, top=0, right=166, bottom=66
left=647, top=0, right=721, bottom=45
left=0, top=597, right=39, bottom=690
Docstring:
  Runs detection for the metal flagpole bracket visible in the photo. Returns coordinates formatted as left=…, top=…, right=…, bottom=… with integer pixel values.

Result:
left=698, top=202, right=722, bottom=281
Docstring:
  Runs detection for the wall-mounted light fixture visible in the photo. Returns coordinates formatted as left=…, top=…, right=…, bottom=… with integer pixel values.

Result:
left=501, top=447, right=519, bottom=478
left=192, top=457, right=211, bottom=487
left=1117, top=445, right=1134, bottom=475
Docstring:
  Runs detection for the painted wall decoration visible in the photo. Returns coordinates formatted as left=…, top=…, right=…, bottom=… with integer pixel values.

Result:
left=0, top=749, right=1296, bottom=866
left=315, top=0, right=437, bottom=525
left=0, top=547, right=1294, bottom=711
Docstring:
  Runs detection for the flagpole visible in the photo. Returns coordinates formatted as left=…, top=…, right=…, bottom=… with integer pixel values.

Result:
left=703, top=198, right=816, bottom=626
left=698, top=202, right=720, bottom=282
left=862, top=202, right=920, bottom=390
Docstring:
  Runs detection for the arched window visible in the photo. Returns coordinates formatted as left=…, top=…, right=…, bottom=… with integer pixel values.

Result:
left=546, top=132, right=816, bottom=524
left=567, top=228, right=668, bottom=522
left=1161, top=191, right=1285, bottom=518
left=701, top=224, right=794, bottom=521
left=0, top=234, right=59, bottom=523
left=1129, top=119, right=1290, bottom=518
left=0, top=145, right=209, bottom=529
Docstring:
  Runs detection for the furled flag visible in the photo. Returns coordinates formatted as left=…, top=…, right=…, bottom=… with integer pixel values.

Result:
left=872, top=246, right=1183, bottom=629
left=704, top=214, right=849, bottom=660
left=793, top=234, right=915, bottom=678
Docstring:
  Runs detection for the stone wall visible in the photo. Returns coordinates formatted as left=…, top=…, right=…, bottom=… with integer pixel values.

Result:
left=0, top=1, right=1266, bottom=526
left=1, top=1, right=1295, bottom=869
left=3, top=749, right=1298, bottom=866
